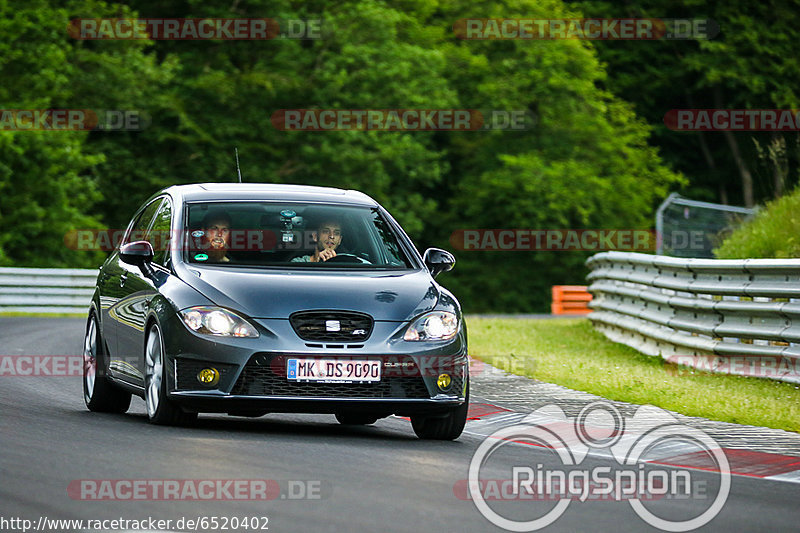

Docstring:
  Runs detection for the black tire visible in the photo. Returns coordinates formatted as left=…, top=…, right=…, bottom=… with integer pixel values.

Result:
left=83, top=312, right=132, bottom=413
left=411, top=379, right=469, bottom=440
left=335, top=413, right=379, bottom=425
left=144, top=323, right=197, bottom=426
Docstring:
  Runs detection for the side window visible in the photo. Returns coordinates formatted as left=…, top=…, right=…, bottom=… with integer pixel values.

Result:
left=149, top=199, right=172, bottom=266
left=371, top=210, right=410, bottom=267
left=125, top=199, right=163, bottom=245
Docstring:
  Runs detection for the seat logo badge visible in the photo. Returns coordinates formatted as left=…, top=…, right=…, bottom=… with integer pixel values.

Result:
left=325, top=320, right=341, bottom=332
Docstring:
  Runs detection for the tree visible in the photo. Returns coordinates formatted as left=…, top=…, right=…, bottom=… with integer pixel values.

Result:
left=1, top=0, right=686, bottom=313
left=571, top=0, right=800, bottom=206
left=0, top=0, right=175, bottom=267
left=423, top=0, right=683, bottom=311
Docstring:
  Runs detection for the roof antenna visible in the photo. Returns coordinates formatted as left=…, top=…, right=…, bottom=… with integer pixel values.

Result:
left=235, top=147, right=243, bottom=183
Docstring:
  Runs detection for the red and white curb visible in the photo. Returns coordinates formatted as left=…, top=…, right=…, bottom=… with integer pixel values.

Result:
left=458, top=401, right=800, bottom=484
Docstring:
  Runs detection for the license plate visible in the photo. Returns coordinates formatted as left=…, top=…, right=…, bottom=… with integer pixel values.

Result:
left=287, top=359, right=381, bottom=382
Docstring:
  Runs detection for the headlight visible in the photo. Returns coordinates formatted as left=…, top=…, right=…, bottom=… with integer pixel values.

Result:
left=403, top=311, right=459, bottom=341
left=179, top=306, right=259, bottom=338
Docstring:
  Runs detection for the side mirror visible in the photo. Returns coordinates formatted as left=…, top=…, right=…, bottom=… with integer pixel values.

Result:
left=120, top=240, right=154, bottom=268
left=423, top=248, right=455, bottom=278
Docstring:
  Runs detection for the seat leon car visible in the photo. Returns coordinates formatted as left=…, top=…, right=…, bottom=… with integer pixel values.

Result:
left=83, top=183, right=469, bottom=439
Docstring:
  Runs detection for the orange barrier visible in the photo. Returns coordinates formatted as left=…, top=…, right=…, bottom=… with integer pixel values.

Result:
left=551, top=285, right=592, bottom=315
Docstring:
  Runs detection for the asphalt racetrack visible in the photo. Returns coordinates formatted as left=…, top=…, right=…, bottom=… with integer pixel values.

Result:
left=1, top=317, right=798, bottom=532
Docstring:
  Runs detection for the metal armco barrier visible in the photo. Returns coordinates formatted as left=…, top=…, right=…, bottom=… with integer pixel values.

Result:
left=0, top=267, right=96, bottom=314
left=586, top=251, right=800, bottom=384
left=551, top=285, right=592, bottom=315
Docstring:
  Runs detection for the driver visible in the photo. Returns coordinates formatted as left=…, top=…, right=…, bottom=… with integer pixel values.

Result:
left=200, top=210, right=232, bottom=263
left=291, top=219, right=342, bottom=262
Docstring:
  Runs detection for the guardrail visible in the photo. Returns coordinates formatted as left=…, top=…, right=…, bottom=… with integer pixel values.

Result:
left=586, top=252, right=800, bottom=384
left=0, top=267, right=96, bottom=314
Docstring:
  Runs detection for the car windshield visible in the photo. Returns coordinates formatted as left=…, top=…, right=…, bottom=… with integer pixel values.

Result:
left=183, top=202, right=414, bottom=269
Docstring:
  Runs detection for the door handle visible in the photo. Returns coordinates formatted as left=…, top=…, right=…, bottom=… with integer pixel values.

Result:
left=119, top=273, right=128, bottom=287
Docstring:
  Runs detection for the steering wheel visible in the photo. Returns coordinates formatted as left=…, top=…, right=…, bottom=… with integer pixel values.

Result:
left=324, top=253, right=372, bottom=264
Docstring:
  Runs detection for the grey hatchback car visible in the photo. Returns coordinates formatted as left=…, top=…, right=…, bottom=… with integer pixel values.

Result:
left=83, top=183, right=469, bottom=440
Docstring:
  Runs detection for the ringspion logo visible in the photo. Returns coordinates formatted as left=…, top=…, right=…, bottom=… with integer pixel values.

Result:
left=467, top=402, right=730, bottom=531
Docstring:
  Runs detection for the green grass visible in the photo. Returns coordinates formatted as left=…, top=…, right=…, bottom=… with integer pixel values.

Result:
left=715, top=184, right=800, bottom=258
left=467, top=317, right=800, bottom=433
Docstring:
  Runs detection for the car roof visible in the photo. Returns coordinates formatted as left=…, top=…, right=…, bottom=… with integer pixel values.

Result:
left=159, top=183, right=379, bottom=207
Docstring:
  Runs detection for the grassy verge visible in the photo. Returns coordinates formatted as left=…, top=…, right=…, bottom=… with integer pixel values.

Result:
left=467, top=317, right=800, bottom=433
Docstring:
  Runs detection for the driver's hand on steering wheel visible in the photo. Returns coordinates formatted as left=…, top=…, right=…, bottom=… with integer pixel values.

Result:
left=318, top=249, right=337, bottom=262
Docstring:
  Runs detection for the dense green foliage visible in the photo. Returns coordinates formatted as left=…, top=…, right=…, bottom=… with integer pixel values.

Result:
left=715, top=185, right=800, bottom=258
left=572, top=0, right=800, bottom=206
left=0, top=0, right=794, bottom=311
left=0, top=0, right=175, bottom=267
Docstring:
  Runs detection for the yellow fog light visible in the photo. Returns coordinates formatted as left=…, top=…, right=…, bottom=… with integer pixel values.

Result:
left=437, top=373, right=452, bottom=390
left=197, top=367, right=220, bottom=386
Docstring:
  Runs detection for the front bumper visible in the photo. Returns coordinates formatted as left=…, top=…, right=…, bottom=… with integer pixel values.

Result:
left=168, top=392, right=464, bottom=417
left=160, top=315, right=468, bottom=416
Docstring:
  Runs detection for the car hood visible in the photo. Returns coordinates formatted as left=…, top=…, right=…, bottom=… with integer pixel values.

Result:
left=179, top=266, right=440, bottom=322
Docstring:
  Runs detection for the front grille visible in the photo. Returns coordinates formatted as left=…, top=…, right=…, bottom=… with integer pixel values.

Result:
left=175, top=358, right=237, bottom=390
left=289, top=310, right=373, bottom=342
left=231, top=354, right=430, bottom=399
